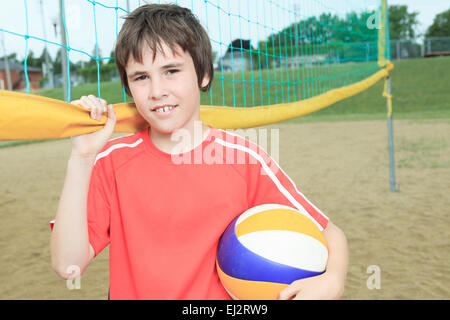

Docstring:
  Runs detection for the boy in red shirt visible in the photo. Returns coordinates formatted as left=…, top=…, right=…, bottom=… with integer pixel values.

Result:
left=50, top=4, right=348, bottom=300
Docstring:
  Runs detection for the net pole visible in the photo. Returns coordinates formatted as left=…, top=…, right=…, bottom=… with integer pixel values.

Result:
left=386, top=75, right=399, bottom=192
left=383, top=0, right=399, bottom=192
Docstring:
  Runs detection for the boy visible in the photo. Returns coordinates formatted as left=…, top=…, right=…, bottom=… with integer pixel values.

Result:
left=50, top=4, right=348, bottom=300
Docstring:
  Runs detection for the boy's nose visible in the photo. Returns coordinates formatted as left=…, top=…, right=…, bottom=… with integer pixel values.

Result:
left=150, top=79, right=168, bottom=100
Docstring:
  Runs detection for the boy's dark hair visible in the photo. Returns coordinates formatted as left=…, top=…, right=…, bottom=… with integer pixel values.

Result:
left=114, top=3, right=214, bottom=96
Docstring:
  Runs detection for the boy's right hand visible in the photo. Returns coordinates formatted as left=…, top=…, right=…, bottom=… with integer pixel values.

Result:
left=70, top=95, right=117, bottom=159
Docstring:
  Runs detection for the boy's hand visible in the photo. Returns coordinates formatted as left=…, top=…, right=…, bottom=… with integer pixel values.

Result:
left=278, top=272, right=344, bottom=300
left=279, top=222, right=348, bottom=300
left=70, top=95, right=117, bottom=159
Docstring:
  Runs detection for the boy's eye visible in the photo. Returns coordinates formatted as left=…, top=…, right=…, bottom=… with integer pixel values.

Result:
left=135, top=75, right=148, bottom=81
left=167, top=69, right=179, bottom=75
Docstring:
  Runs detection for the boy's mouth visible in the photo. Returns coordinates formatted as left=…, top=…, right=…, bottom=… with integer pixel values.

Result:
left=152, top=105, right=178, bottom=113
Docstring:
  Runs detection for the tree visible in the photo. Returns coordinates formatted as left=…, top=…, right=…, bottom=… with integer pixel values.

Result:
left=258, top=10, right=378, bottom=65
left=425, top=8, right=450, bottom=37
left=39, top=48, right=52, bottom=65
left=52, top=49, right=77, bottom=74
left=388, top=5, right=420, bottom=40
left=107, top=50, right=116, bottom=65
left=53, top=49, right=63, bottom=74
left=211, top=50, right=217, bottom=64
left=88, top=46, right=103, bottom=66
left=6, top=53, right=19, bottom=63
left=21, top=50, right=42, bottom=67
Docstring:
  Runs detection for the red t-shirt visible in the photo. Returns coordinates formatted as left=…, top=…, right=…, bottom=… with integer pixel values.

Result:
left=61, top=126, right=328, bottom=299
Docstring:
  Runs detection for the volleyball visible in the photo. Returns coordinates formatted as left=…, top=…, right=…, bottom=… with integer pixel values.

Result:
left=216, top=204, right=328, bottom=300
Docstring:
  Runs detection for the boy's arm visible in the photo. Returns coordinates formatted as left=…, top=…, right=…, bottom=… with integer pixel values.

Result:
left=50, top=155, right=97, bottom=279
left=50, top=96, right=116, bottom=280
left=278, top=221, right=349, bottom=300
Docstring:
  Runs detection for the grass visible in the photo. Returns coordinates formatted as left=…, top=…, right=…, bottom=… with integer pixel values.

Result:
left=286, top=56, right=450, bottom=123
left=0, top=138, right=66, bottom=149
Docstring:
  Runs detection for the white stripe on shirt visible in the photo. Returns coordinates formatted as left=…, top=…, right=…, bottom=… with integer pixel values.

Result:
left=215, top=136, right=325, bottom=231
left=94, top=138, right=143, bottom=165
left=219, top=129, right=329, bottom=223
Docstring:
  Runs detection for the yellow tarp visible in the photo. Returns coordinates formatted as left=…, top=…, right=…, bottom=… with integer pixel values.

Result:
left=0, top=61, right=393, bottom=141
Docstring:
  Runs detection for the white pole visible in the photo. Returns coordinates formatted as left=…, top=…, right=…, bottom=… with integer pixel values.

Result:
left=40, top=0, right=54, bottom=88
left=59, top=0, right=69, bottom=101
left=1, top=33, right=12, bottom=90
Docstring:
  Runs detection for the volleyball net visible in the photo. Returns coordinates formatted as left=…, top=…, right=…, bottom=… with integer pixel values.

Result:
left=0, top=0, right=393, bottom=140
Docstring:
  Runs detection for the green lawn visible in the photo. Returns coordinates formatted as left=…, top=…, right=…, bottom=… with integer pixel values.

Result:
left=287, top=56, right=450, bottom=123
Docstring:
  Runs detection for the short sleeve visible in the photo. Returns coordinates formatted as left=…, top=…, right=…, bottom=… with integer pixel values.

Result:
left=247, top=144, right=329, bottom=231
left=86, top=159, right=112, bottom=256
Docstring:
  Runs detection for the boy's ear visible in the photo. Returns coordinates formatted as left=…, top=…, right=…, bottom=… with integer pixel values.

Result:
left=200, top=74, right=211, bottom=89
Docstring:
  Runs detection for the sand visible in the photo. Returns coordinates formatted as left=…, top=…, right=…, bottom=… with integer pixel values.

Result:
left=0, top=119, right=449, bottom=299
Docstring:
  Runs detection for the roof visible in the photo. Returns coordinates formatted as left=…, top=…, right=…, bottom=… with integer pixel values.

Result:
left=0, top=59, right=41, bottom=72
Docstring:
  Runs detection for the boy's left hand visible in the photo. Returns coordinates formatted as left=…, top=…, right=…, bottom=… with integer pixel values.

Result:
left=278, top=272, right=344, bottom=300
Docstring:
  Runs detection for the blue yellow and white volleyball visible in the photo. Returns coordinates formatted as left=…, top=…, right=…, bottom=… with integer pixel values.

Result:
left=216, top=204, right=328, bottom=300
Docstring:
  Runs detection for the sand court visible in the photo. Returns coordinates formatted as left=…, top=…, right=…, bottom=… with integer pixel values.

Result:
left=0, top=119, right=449, bottom=299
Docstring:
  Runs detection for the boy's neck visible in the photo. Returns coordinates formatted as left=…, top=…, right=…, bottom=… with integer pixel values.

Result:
left=148, top=120, right=210, bottom=155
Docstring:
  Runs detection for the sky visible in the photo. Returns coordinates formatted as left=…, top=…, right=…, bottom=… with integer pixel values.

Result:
left=389, top=0, right=449, bottom=36
left=1, top=0, right=449, bottom=64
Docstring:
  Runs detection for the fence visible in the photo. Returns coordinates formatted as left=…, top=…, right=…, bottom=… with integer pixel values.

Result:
left=390, top=36, right=450, bottom=60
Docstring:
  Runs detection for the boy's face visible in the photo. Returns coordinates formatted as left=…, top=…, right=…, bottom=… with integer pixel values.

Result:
left=126, top=41, right=209, bottom=134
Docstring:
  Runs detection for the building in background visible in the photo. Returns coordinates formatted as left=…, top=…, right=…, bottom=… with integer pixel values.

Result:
left=219, top=39, right=253, bottom=72
left=0, top=59, right=42, bottom=91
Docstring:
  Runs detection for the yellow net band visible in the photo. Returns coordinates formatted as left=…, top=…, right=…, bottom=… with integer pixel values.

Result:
left=383, top=76, right=393, bottom=118
left=0, top=61, right=394, bottom=141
